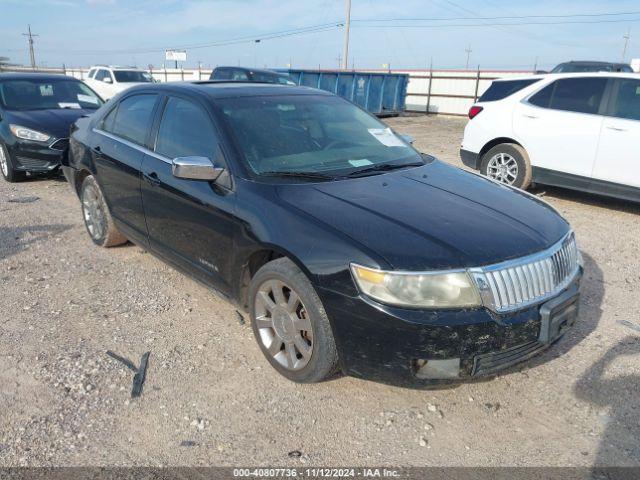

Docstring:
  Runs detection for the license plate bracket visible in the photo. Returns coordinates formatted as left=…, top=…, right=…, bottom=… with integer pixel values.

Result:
left=539, top=288, right=580, bottom=344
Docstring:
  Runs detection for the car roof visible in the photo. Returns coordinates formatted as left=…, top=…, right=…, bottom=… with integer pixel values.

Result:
left=123, top=81, right=329, bottom=99
left=214, top=66, right=288, bottom=76
left=89, top=65, right=145, bottom=71
left=558, top=60, right=628, bottom=66
left=0, top=72, right=80, bottom=81
left=492, top=71, right=640, bottom=82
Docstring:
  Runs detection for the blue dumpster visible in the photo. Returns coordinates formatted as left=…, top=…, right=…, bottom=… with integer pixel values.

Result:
left=281, top=70, right=408, bottom=117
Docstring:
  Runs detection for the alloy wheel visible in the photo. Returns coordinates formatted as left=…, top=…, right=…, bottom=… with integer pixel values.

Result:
left=0, top=145, right=8, bottom=177
left=254, top=279, right=313, bottom=371
left=486, top=152, right=518, bottom=185
left=82, top=183, right=106, bottom=241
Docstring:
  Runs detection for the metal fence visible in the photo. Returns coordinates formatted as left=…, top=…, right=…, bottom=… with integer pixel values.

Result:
left=1, top=65, right=530, bottom=116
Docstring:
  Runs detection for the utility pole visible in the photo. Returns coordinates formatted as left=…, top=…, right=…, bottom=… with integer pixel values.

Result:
left=465, top=44, right=472, bottom=70
left=341, top=0, right=351, bottom=70
left=622, top=28, right=630, bottom=62
left=22, top=25, right=38, bottom=70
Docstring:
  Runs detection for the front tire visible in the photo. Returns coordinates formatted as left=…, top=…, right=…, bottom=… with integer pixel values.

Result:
left=0, top=142, right=25, bottom=183
left=480, top=143, right=532, bottom=189
left=80, top=175, right=127, bottom=247
left=249, top=258, right=339, bottom=383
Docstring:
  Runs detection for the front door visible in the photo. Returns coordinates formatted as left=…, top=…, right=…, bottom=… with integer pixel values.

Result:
left=592, top=78, right=640, bottom=189
left=92, top=93, right=159, bottom=242
left=140, top=95, right=236, bottom=292
left=513, top=77, right=608, bottom=179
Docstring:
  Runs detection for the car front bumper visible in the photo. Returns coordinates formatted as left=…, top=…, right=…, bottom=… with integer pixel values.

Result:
left=318, top=270, right=582, bottom=387
left=6, top=138, right=67, bottom=173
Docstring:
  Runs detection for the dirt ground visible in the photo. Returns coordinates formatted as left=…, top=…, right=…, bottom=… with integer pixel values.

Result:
left=1, top=115, right=639, bottom=467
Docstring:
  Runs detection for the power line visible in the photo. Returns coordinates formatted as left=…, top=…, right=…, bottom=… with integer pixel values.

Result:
left=352, top=10, right=640, bottom=23
left=352, top=17, right=640, bottom=29
left=40, top=22, right=343, bottom=55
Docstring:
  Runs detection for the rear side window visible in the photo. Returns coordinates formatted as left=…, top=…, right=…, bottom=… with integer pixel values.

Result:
left=111, top=94, right=157, bottom=145
left=528, top=78, right=607, bottom=114
left=479, top=79, right=540, bottom=102
left=610, top=79, right=640, bottom=121
left=155, top=97, right=217, bottom=159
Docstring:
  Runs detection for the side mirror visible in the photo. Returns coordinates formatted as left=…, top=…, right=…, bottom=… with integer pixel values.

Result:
left=400, top=134, right=415, bottom=145
left=103, top=77, right=113, bottom=84
left=172, top=156, right=224, bottom=181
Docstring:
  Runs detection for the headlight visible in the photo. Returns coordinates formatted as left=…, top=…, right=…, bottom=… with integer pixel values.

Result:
left=9, top=125, right=51, bottom=142
left=350, top=264, right=481, bottom=308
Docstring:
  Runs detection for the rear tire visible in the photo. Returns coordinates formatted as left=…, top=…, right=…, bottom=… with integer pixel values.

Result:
left=249, top=257, right=339, bottom=383
left=480, top=143, right=532, bottom=190
left=0, top=143, right=25, bottom=183
left=80, top=175, right=127, bottom=247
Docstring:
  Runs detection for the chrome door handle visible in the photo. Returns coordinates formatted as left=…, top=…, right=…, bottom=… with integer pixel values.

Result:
left=606, top=126, right=626, bottom=132
left=522, top=114, right=538, bottom=119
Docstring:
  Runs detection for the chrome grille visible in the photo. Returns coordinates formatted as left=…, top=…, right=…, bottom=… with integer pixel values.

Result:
left=471, top=232, right=580, bottom=313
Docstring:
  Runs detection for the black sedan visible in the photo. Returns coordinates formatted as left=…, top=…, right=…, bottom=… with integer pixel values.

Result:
left=63, top=81, right=582, bottom=386
left=0, top=73, right=103, bottom=182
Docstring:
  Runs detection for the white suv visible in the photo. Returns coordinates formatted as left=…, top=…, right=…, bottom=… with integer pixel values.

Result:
left=84, top=66, right=154, bottom=100
left=461, top=72, right=640, bottom=202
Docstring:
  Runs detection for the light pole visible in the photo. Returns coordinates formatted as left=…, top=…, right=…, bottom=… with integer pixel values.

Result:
left=341, top=0, right=351, bottom=70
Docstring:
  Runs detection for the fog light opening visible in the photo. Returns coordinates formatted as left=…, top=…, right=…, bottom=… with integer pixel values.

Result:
left=412, top=358, right=461, bottom=380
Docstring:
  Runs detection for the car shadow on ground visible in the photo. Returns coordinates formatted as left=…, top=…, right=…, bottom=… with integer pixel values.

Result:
left=0, top=224, right=72, bottom=261
left=574, top=336, right=640, bottom=466
left=532, top=185, right=640, bottom=215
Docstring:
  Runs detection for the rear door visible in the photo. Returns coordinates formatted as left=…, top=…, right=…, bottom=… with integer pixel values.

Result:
left=92, top=93, right=159, bottom=241
left=592, top=77, right=640, bottom=188
left=140, top=95, right=236, bottom=292
left=513, top=77, right=609, bottom=179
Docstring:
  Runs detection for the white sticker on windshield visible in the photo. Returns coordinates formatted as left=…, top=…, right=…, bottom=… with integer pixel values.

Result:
left=40, top=85, right=54, bottom=96
left=348, top=159, right=373, bottom=167
left=368, top=128, right=407, bottom=147
left=77, top=94, right=98, bottom=104
left=58, top=102, right=82, bottom=109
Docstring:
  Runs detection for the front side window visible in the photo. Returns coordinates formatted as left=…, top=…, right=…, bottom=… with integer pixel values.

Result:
left=528, top=78, right=607, bottom=114
left=479, top=79, right=540, bottom=102
left=94, top=69, right=106, bottom=81
left=0, top=79, right=103, bottom=111
left=610, top=79, right=640, bottom=121
left=156, top=97, right=217, bottom=159
left=113, top=71, right=154, bottom=83
left=88, top=69, right=96, bottom=78
left=216, top=94, right=422, bottom=176
left=111, top=94, right=157, bottom=145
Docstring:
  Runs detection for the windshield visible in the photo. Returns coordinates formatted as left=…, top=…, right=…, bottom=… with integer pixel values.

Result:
left=0, top=79, right=104, bottom=111
left=113, top=71, right=154, bottom=83
left=251, top=71, right=296, bottom=85
left=216, top=95, right=422, bottom=177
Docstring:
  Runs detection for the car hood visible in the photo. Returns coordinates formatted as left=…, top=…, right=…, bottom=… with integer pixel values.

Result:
left=5, top=108, right=95, bottom=139
left=276, top=160, right=569, bottom=270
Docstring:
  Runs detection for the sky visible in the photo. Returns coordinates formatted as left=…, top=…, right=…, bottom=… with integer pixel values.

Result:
left=1, top=0, right=639, bottom=71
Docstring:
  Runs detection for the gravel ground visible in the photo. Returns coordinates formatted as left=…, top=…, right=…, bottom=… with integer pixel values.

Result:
left=0, top=115, right=639, bottom=467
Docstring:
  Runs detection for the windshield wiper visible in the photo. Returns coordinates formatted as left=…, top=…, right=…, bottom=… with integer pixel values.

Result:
left=259, top=171, right=336, bottom=180
left=346, top=161, right=424, bottom=177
